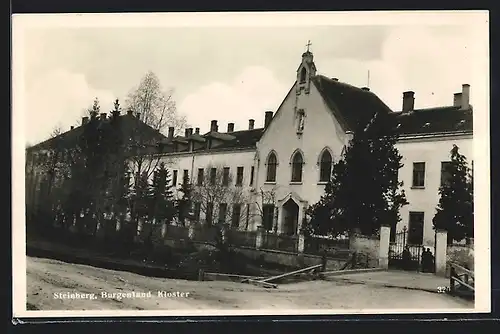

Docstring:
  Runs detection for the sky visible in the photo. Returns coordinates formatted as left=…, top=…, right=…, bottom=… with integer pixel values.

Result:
left=14, top=12, right=489, bottom=145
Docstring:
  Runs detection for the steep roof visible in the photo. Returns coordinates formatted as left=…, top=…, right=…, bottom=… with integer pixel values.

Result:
left=26, top=113, right=168, bottom=153
left=208, top=128, right=265, bottom=151
left=311, top=75, right=394, bottom=132
left=155, top=128, right=265, bottom=155
left=312, top=75, right=473, bottom=137
left=392, top=106, right=473, bottom=136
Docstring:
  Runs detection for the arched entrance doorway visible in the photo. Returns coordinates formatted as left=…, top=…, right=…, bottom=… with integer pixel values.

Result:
left=282, top=199, right=299, bottom=236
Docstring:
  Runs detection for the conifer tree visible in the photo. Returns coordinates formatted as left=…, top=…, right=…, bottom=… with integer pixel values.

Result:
left=433, top=145, right=474, bottom=244
left=176, top=172, right=193, bottom=226
left=132, top=171, right=153, bottom=222
left=150, top=162, right=176, bottom=224
left=306, top=112, right=408, bottom=237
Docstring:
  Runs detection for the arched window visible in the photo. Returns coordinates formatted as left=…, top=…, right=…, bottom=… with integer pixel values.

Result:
left=299, top=68, right=307, bottom=83
left=291, top=152, right=304, bottom=182
left=266, top=152, right=278, bottom=182
left=319, top=150, right=333, bottom=182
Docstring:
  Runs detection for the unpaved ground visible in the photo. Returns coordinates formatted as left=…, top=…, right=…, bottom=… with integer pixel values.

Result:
left=26, top=256, right=473, bottom=311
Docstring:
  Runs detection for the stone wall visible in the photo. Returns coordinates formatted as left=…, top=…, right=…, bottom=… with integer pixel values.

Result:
left=233, top=246, right=347, bottom=271
left=447, top=242, right=474, bottom=273
left=167, top=239, right=348, bottom=271
left=349, top=234, right=380, bottom=267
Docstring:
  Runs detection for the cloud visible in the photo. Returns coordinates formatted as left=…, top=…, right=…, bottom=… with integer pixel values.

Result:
left=178, top=26, right=478, bottom=134
left=25, top=69, right=116, bottom=144
left=319, top=26, right=475, bottom=111
left=178, top=66, right=289, bottom=132
left=22, top=24, right=481, bottom=145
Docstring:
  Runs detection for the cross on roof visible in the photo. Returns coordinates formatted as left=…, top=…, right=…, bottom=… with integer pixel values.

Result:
left=306, top=40, right=312, bottom=52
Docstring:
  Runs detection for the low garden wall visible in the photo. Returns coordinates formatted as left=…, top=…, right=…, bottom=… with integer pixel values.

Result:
left=446, top=242, right=474, bottom=277
left=349, top=233, right=380, bottom=268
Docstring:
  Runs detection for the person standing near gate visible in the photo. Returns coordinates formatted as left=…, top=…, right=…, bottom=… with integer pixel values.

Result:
left=421, top=248, right=430, bottom=272
left=402, top=245, right=411, bottom=271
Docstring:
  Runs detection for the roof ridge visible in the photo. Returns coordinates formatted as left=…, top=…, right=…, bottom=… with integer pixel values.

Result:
left=315, top=74, right=372, bottom=93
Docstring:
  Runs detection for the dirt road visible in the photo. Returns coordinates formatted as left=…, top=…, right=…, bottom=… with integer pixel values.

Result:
left=26, top=256, right=473, bottom=311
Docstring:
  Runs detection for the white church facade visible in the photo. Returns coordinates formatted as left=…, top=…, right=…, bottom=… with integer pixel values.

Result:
left=148, top=50, right=473, bottom=249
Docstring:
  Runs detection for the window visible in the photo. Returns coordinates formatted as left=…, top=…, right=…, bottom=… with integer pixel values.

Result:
left=440, top=161, right=452, bottom=187
left=193, top=202, right=201, bottom=222
left=210, top=168, right=217, bottom=185
left=236, top=167, right=244, bottom=186
left=412, top=162, right=425, bottom=187
left=206, top=203, right=214, bottom=226
left=232, top=204, right=242, bottom=228
left=183, top=169, right=189, bottom=184
left=250, top=166, right=255, bottom=186
left=218, top=203, right=228, bottom=224
left=299, top=67, right=307, bottom=83
left=291, top=152, right=304, bottom=182
left=222, top=167, right=230, bottom=186
left=197, top=168, right=204, bottom=186
left=266, top=152, right=277, bottom=182
left=262, top=204, right=275, bottom=231
left=172, top=170, right=178, bottom=187
left=408, top=212, right=424, bottom=245
left=319, top=150, right=333, bottom=182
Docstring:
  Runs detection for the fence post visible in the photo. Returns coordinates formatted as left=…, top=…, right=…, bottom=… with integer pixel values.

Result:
left=198, top=268, right=205, bottom=281
left=378, top=224, right=391, bottom=269
left=449, top=266, right=456, bottom=295
left=188, top=223, right=196, bottom=240
left=298, top=233, right=305, bottom=253
left=161, top=221, right=167, bottom=238
left=435, top=229, right=448, bottom=277
left=115, top=216, right=121, bottom=232
left=321, top=250, right=327, bottom=271
left=256, top=226, right=264, bottom=249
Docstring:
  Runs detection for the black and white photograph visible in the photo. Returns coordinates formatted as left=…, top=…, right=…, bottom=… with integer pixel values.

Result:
left=12, top=11, right=490, bottom=317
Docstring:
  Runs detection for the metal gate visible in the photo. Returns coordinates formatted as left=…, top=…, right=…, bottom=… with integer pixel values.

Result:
left=388, top=226, right=423, bottom=271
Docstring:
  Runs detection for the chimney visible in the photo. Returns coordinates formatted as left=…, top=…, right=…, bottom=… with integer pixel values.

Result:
left=70, top=126, right=74, bottom=130
left=402, top=91, right=415, bottom=112
left=264, top=111, right=273, bottom=128
left=195, top=127, right=200, bottom=135
left=100, top=113, right=107, bottom=120
left=210, top=120, right=218, bottom=132
left=188, top=128, right=193, bottom=136
left=185, top=128, right=190, bottom=137
left=248, top=119, right=255, bottom=130
left=136, top=112, right=141, bottom=119
left=453, top=93, right=462, bottom=107
left=227, top=123, right=234, bottom=133
left=168, top=127, right=174, bottom=139
left=126, top=109, right=133, bottom=116
left=461, top=84, right=470, bottom=110
left=361, top=87, right=370, bottom=91
left=82, top=116, right=89, bottom=125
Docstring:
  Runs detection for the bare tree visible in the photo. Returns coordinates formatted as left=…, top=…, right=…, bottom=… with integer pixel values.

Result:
left=125, top=71, right=185, bottom=189
left=191, top=165, right=250, bottom=227
left=126, top=71, right=188, bottom=136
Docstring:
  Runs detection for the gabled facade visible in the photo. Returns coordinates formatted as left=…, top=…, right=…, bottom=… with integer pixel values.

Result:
left=146, top=49, right=473, bottom=249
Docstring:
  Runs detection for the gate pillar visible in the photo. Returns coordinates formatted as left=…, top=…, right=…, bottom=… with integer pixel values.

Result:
left=379, top=224, right=391, bottom=269
left=435, top=229, right=448, bottom=277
